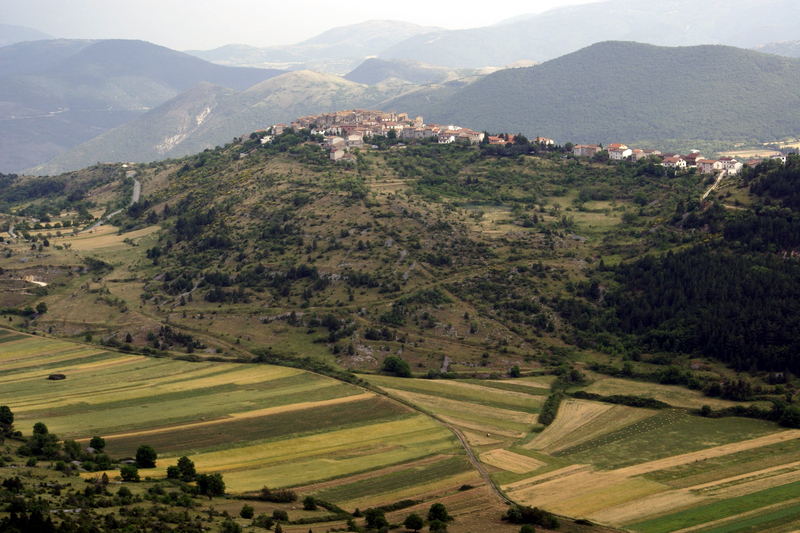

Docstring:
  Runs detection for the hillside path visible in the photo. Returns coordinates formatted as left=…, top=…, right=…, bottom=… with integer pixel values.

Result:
left=702, top=170, right=726, bottom=201
left=81, top=178, right=140, bottom=233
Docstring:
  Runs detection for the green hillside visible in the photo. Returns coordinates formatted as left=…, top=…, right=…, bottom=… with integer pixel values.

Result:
left=403, top=41, right=800, bottom=147
left=3, top=129, right=800, bottom=532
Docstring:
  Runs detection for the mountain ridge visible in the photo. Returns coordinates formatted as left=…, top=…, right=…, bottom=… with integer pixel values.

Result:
left=388, top=41, right=800, bottom=147
left=0, top=39, right=284, bottom=173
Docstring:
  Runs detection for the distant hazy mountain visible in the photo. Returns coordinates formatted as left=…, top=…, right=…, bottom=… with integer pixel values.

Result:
left=30, top=71, right=413, bottom=174
left=345, top=58, right=469, bottom=85
left=0, top=24, right=52, bottom=47
left=381, top=0, right=800, bottom=67
left=0, top=39, right=283, bottom=172
left=755, top=41, right=800, bottom=58
left=394, top=42, right=800, bottom=145
left=187, top=20, right=441, bottom=73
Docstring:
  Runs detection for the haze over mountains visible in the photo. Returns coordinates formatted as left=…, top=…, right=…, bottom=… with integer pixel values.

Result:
left=0, top=39, right=283, bottom=172
left=0, top=24, right=52, bottom=47
left=187, top=20, right=441, bottom=73
left=755, top=41, right=800, bottom=58
left=379, top=0, right=800, bottom=68
left=187, top=0, right=800, bottom=70
left=4, top=0, right=800, bottom=174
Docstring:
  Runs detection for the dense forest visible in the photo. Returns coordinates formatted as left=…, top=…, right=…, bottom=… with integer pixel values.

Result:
left=564, top=155, right=800, bottom=374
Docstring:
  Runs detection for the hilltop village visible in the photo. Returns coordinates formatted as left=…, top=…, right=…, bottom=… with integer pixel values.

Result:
left=258, top=109, right=792, bottom=174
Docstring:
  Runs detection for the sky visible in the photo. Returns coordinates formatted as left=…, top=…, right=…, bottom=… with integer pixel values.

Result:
left=1, top=0, right=603, bottom=50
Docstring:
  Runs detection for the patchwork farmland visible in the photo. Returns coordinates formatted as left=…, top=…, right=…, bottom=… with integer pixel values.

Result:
left=368, top=375, right=800, bottom=532
left=0, top=328, right=481, bottom=508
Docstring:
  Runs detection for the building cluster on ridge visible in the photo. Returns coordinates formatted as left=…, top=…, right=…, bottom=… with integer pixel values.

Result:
left=572, top=143, right=791, bottom=175
left=263, top=109, right=788, bottom=171
left=269, top=110, right=489, bottom=161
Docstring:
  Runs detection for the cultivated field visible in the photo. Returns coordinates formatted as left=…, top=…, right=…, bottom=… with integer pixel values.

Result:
left=0, top=329, right=474, bottom=503
left=368, top=375, right=800, bottom=532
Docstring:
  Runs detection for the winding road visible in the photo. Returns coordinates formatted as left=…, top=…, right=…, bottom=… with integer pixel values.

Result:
left=81, top=177, right=140, bottom=233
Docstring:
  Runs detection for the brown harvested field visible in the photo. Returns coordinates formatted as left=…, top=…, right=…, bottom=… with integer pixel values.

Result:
left=66, top=225, right=159, bottom=250
left=505, top=430, right=800, bottom=524
left=463, top=430, right=503, bottom=446
left=525, top=399, right=613, bottom=451
left=718, top=149, right=782, bottom=159
left=382, top=387, right=536, bottom=430
left=588, top=488, right=703, bottom=526
left=437, top=415, right=526, bottom=439
left=526, top=399, right=654, bottom=453
left=503, top=464, right=594, bottom=491
left=480, top=449, right=545, bottom=473
left=587, top=464, right=800, bottom=527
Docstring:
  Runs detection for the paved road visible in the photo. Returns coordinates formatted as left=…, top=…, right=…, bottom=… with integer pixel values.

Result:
left=702, top=171, right=726, bottom=201
left=81, top=178, right=140, bottom=234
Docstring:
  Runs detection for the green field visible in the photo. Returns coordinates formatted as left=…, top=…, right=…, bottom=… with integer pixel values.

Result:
left=370, top=375, right=800, bottom=533
left=0, top=330, right=466, bottom=498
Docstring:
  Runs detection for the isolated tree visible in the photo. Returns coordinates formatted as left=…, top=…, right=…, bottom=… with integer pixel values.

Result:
left=240, top=504, right=255, bottom=519
left=428, top=503, right=452, bottom=523
left=35, top=302, right=47, bottom=314
left=404, top=513, right=424, bottom=531
left=303, top=496, right=317, bottom=510
left=0, top=405, right=13, bottom=436
left=177, top=455, right=196, bottom=481
left=364, top=508, right=388, bottom=529
left=196, top=472, right=225, bottom=498
left=272, top=509, right=289, bottom=522
left=135, top=445, right=157, bottom=468
left=120, top=464, right=140, bottom=482
left=382, top=355, right=411, bottom=377
left=89, top=435, right=106, bottom=451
